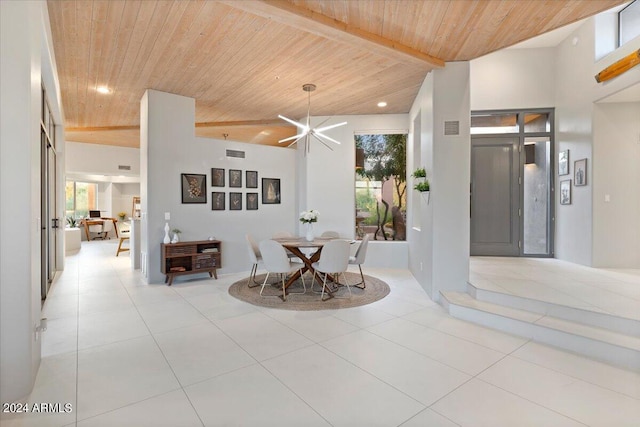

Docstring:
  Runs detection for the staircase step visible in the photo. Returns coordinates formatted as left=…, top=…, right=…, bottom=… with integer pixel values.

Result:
left=468, top=282, right=640, bottom=338
left=441, top=291, right=640, bottom=371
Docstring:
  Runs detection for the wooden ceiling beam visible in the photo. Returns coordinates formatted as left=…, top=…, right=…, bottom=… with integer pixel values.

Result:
left=218, top=0, right=444, bottom=68
left=196, top=119, right=292, bottom=128
left=67, top=120, right=295, bottom=132
left=66, top=125, right=140, bottom=132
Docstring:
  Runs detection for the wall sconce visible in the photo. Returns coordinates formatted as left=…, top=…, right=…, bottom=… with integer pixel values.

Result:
left=524, top=144, right=535, bottom=164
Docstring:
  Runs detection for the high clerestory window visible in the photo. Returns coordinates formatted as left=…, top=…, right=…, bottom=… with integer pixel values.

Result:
left=619, top=0, right=640, bottom=47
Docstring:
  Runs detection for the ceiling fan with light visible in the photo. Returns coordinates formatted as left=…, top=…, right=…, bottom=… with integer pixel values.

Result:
left=278, top=84, right=347, bottom=153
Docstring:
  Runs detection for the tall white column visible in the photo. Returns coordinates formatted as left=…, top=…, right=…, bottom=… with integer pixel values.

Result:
left=409, top=62, right=471, bottom=301
left=140, top=90, right=195, bottom=283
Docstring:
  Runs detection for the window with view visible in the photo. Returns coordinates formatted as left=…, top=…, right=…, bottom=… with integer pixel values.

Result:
left=355, top=133, right=407, bottom=241
left=65, top=181, right=98, bottom=224
left=619, top=0, right=640, bottom=47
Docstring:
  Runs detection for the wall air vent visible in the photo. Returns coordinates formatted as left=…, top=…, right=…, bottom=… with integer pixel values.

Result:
left=118, top=165, right=131, bottom=171
left=226, top=149, right=245, bottom=159
left=444, top=121, right=460, bottom=136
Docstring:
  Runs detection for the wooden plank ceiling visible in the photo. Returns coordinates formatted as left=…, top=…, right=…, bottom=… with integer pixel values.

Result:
left=49, top=0, right=624, bottom=148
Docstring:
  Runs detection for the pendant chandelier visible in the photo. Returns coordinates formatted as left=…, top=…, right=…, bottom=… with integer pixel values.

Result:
left=278, top=84, right=347, bottom=153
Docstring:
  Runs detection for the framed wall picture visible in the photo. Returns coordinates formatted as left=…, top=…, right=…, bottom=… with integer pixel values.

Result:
left=560, top=179, right=571, bottom=205
left=558, top=150, right=569, bottom=176
left=246, top=192, right=258, bottom=210
left=246, top=170, right=258, bottom=188
left=211, top=168, right=225, bottom=187
left=229, top=192, right=242, bottom=210
left=229, top=169, right=242, bottom=188
left=574, top=158, right=587, bottom=186
left=211, top=192, right=225, bottom=210
left=262, top=178, right=281, bottom=204
left=181, top=173, right=207, bottom=204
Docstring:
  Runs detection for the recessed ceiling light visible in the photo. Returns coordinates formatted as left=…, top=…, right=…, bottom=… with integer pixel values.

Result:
left=377, top=101, right=387, bottom=108
left=96, top=86, right=111, bottom=94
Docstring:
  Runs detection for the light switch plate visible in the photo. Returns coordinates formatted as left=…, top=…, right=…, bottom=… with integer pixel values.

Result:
left=165, top=212, right=170, bottom=220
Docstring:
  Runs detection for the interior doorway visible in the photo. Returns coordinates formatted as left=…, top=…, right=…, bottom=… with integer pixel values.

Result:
left=470, top=109, right=554, bottom=257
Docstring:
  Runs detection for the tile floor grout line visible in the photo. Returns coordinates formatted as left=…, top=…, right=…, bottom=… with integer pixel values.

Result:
left=425, top=337, right=532, bottom=411
left=312, top=337, right=430, bottom=408
left=398, top=407, right=462, bottom=427
left=400, top=310, right=529, bottom=355
left=427, top=338, right=589, bottom=427
left=258, top=362, right=336, bottom=427
left=120, top=282, right=207, bottom=427
left=71, top=387, right=184, bottom=424
left=508, top=349, right=640, bottom=402
left=364, top=321, right=493, bottom=377
left=471, top=376, right=591, bottom=427
left=149, top=275, right=336, bottom=425
left=73, top=258, right=81, bottom=426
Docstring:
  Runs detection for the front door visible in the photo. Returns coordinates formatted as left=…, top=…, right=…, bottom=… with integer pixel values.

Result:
left=470, top=136, right=520, bottom=256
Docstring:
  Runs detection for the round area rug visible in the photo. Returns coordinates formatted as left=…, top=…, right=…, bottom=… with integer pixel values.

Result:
left=228, top=272, right=390, bottom=310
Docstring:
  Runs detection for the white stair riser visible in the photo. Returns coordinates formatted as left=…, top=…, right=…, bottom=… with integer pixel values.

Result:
left=448, top=303, right=640, bottom=372
left=468, top=283, right=640, bottom=338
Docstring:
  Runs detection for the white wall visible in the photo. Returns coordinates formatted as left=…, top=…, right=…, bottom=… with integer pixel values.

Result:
left=554, top=20, right=640, bottom=266
left=299, top=114, right=410, bottom=268
left=471, top=48, right=556, bottom=110
left=112, top=182, right=140, bottom=219
left=554, top=22, right=597, bottom=265
left=0, top=0, right=63, bottom=402
left=592, top=102, right=640, bottom=267
left=408, top=63, right=471, bottom=301
left=66, top=141, right=140, bottom=177
left=141, top=90, right=298, bottom=283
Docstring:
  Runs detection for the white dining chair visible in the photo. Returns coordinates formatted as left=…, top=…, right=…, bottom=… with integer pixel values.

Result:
left=320, top=231, right=339, bottom=238
left=349, top=234, right=369, bottom=289
left=272, top=231, right=300, bottom=260
left=311, top=239, right=351, bottom=301
left=259, top=240, right=306, bottom=301
left=245, top=234, right=262, bottom=288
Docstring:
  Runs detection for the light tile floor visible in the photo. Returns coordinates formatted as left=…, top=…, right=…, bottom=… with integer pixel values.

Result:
left=2, top=240, right=639, bottom=426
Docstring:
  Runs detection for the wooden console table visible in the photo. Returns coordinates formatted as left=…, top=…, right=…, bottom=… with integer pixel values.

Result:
left=161, top=240, right=221, bottom=286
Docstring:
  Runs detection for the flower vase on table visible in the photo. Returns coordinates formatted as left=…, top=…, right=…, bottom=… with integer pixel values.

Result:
left=305, top=223, right=315, bottom=242
left=300, top=209, right=319, bottom=242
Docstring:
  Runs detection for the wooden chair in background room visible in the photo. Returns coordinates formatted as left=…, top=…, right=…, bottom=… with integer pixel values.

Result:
left=245, top=234, right=263, bottom=288
left=259, top=240, right=306, bottom=301
left=311, top=239, right=352, bottom=301
left=349, top=234, right=369, bottom=289
left=116, top=221, right=131, bottom=256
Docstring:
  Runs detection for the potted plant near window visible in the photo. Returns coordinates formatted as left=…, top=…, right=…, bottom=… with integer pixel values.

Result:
left=66, top=216, right=78, bottom=228
left=412, top=167, right=430, bottom=203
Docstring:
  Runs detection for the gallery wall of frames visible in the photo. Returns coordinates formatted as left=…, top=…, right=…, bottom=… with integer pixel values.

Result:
left=180, top=169, right=281, bottom=210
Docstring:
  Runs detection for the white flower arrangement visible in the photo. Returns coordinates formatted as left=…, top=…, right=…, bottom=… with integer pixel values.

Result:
left=299, top=209, right=319, bottom=224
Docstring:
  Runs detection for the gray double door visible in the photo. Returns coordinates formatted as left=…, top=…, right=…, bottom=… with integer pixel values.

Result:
left=470, top=136, right=521, bottom=256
